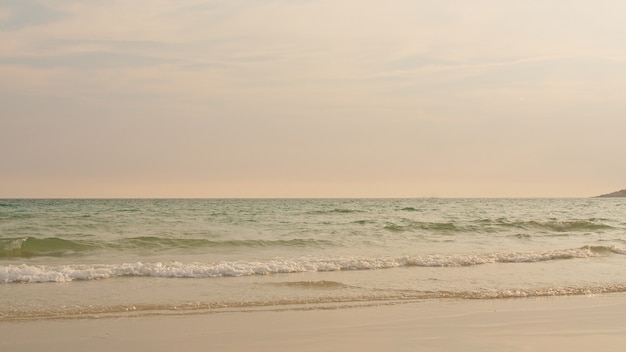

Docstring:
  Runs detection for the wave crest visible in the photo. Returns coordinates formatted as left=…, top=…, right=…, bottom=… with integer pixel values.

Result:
left=3, top=246, right=621, bottom=283
left=0, top=236, right=334, bottom=258
left=0, top=237, right=91, bottom=258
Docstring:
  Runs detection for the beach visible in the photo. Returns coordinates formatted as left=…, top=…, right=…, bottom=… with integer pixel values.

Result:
left=3, top=293, right=626, bottom=352
left=2, top=199, right=626, bottom=350
left=4, top=0, right=626, bottom=349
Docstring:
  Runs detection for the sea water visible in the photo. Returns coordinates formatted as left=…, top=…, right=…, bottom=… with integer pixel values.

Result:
left=1, top=198, right=625, bottom=319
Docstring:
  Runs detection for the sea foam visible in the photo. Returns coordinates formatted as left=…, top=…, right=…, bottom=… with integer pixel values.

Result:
left=1, top=246, right=619, bottom=283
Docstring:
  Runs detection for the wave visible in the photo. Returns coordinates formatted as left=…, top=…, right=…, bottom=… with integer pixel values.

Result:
left=383, top=218, right=615, bottom=234
left=588, top=245, right=626, bottom=255
left=3, top=246, right=624, bottom=283
left=306, top=208, right=365, bottom=215
left=119, top=237, right=333, bottom=250
left=498, top=219, right=614, bottom=232
left=0, top=237, right=92, bottom=258
left=270, top=280, right=348, bottom=289
left=6, top=284, right=626, bottom=320
left=0, top=236, right=335, bottom=258
left=384, top=222, right=460, bottom=233
left=423, top=284, right=626, bottom=299
left=351, top=219, right=375, bottom=225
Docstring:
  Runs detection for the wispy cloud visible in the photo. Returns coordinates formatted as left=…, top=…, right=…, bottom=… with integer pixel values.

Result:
left=0, top=51, right=175, bottom=69
left=2, top=1, right=626, bottom=197
left=0, top=0, right=66, bottom=31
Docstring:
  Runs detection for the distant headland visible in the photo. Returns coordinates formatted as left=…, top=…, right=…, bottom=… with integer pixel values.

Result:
left=596, top=190, right=626, bottom=197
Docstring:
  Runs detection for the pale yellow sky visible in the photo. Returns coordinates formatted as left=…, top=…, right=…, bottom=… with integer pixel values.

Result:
left=1, top=1, right=625, bottom=198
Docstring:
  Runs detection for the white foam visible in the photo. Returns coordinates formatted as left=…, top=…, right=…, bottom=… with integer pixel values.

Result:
left=0, top=247, right=602, bottom=283
left=610, top=246, right=626, bottom=255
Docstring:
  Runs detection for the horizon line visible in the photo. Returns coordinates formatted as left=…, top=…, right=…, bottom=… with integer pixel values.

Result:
left=0, top=196, right=605, bottom=200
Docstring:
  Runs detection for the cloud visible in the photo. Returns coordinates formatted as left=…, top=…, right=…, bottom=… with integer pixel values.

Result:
left=0, top=0, right=66, bottom=31
left=0, top=51, right=174, bottom=69
left=2, top=1, right=626, bottom=197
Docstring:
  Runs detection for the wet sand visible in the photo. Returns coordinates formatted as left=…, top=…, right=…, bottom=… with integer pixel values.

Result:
left=2, top=294, right=626, bottom=352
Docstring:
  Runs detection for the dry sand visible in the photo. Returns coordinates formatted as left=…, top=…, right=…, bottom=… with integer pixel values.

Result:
left=2, top=294, right=626, bottom=352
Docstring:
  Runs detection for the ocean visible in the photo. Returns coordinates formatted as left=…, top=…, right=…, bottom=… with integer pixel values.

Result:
left=1, top=198, right=625, bottom=320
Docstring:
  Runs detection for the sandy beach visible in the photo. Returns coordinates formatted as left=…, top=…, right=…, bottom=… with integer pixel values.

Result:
left=3, top=293, right=626, bottom=352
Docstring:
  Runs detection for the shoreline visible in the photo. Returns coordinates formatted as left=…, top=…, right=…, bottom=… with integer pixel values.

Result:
left=3, top=293, right=626, bottom=351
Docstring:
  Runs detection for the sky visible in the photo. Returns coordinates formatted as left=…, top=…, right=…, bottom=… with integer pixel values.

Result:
left=1, top=0, right=625, bottom=198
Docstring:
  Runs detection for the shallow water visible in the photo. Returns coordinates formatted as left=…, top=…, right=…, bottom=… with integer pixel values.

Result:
left=1, top=198, right=625, bottom=319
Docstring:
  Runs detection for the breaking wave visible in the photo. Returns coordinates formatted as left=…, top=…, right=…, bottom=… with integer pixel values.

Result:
left=2, top=246, right=623, bottom=283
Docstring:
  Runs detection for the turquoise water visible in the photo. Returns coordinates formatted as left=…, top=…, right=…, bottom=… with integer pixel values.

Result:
left=1, top=198, right=625, bottom=319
